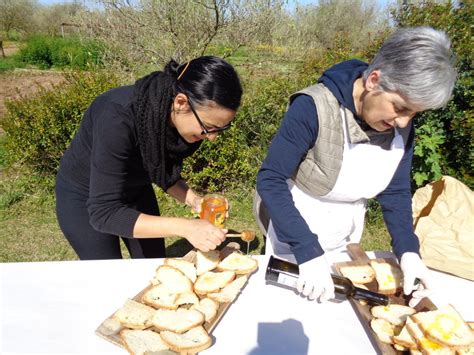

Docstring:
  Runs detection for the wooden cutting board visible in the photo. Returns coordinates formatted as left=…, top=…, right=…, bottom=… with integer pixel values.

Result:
left=95, top=242, right=247, bottom=355
left=333, top=243, right=436, bottom=355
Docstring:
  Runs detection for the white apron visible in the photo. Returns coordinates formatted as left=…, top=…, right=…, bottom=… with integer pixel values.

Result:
left=266, top=108, right=405, bottom=257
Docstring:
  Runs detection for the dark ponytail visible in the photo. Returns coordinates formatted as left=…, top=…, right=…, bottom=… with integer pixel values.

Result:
left=132, top=56, right=242, bottom=190
left=174, top=56, right=242, bottom=111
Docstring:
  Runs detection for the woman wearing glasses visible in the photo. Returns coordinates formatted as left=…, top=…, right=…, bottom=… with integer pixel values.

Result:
left=55, top=56, right=242, bottom=260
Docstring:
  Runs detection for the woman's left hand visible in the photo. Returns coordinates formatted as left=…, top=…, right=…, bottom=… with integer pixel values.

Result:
left=400, top=252, right=434, bottom=307
left=187, top=194, right=203, bottom=214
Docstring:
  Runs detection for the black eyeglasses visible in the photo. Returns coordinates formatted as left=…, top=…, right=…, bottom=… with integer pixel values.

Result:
left=187, top=96, right=232, bottom=135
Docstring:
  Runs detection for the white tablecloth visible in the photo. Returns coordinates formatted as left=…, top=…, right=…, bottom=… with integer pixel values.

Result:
left=1, top=252, right=473, bottom=355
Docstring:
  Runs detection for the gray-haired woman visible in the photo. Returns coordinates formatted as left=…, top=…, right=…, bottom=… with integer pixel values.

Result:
left=255, top=27, right=456, bottom=307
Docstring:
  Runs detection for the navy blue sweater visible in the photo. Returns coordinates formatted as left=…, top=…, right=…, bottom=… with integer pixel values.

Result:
left=256, top=60, right=420, bottom=264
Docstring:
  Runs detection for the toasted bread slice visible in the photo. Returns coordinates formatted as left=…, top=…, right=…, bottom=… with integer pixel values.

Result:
left=208, top=275, right=248, bottom=303
left=97, top=317, right=122, bottom=336
left=216, top=252, right=258, bottom=275
left=195, top=250, right=221, bottom=275
left=369, top=260, right=403, bottom=294
left=393, top=317, right=418, bottom=350
left=175, top=292, right=199, bottom=307
left=194, top=270, right=236, bottom=295
left=457, top=323, right=474, bottom=355
left=112, top=299, right=156, bottom=329
left=406, top=318, right=455, bottom=354
left=152, top=308, right=204, bottom=334
left=150, top=265, right=193, bottom=292
left=142, top=284, right=180, bottom=309
left=340, top=265, right=375, bottom=284
left=190, top=298, right=219, bottom=323
left=371, top=304, right=416, bottom=326
left=411, top=305, right=474, bottom=348
left=371, top=318, right=396, bottom=344
left=394, top=343, right=409, bottom=351
left=160, top=326, right=212, bottom=353
left=164, top=258, right=197, bottom=283
left=120, top=329, right=169, bottom=355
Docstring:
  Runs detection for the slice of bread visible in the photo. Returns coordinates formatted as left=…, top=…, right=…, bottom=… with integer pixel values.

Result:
left=175, top=292, right=199, bottom=307
left=371, top=318, right=396, bottom=344
left=371, top=304, right=416, bottom=326
left=141, top=283, right=180, bottom=310
left=340, top=265, right=376, bottom=284
left=152, top=308, right=204, bottom=334
left=120, top=329, right=169, bottom=355
left=190, top=298, right=219, bottom=323
left=97, top=317, right=122, bottom=336
left=160, top=326, right=212, bottom=353
left=112, top=299, right=156, bottom=329
left=393, top=317, right=418, bottom=350
left=150, top=265, right=193, bottom=293
left=194, top=270, right=236, bottom=295
left=394, top=343, right=409, bottom=351
left=406, top=318, right=455, bottom=355
left=457, top=323, right=474, bottom=355
left=216, top=252, right=258, bottom=275
left=208, top=275, right=249, bottom=303
left=369, top=260, right=403, bottom=294
left=411, top=305, right=474, bottom=348
left=195, top=250, right=221, bottom=276
left=164, top=258, right=197, bottom=283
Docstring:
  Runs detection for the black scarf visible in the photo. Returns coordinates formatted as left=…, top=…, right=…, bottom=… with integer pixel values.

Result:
left=132, top=71, right=202, bottom=190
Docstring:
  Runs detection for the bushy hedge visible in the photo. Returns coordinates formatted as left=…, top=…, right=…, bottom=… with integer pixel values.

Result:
left=183, top=74, right=304, bottom=191
left=17, top=35, right=105, bottom=69
left=1, top=71, right=121, bottom=187
left=391, top=1, right=473, bottom=188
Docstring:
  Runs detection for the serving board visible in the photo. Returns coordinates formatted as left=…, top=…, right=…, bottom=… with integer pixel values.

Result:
left=333, top=243, right=437, bottom=355
left=95, top=242, right=247, bottom=355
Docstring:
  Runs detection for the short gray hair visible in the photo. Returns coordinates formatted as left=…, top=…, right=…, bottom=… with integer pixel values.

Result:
left=363, top=27, right=456, bottom=110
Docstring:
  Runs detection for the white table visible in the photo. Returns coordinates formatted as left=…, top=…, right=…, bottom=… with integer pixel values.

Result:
left=1, top=252, right=473, bottom=355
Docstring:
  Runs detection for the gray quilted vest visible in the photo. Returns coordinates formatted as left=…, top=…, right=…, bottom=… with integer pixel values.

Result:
left=253, top=83, right=409, bottom=236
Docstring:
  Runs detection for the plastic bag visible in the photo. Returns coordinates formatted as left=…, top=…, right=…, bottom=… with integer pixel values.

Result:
left=412, top=176, right=474, bottom=281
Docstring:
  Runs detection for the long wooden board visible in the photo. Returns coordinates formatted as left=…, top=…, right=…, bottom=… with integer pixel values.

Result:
left=95, top=242, right=248, bottom=354
left=333, top=243, right=436, bottom=355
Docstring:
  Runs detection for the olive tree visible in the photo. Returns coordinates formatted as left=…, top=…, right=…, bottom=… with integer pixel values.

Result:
left=77, top=0, right=284, bottom=72
left=0, top=0, right=37, bottom=39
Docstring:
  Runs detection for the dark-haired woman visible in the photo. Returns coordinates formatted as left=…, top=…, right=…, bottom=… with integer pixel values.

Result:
left=55, top=56, right=243, bottom=260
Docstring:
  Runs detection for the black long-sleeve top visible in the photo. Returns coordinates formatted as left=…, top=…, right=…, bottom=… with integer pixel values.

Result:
left=58, top=85, right=150, bottom=238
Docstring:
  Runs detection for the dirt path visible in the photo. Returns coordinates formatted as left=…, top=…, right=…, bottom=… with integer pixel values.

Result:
left=0, top=70, right=65, bottom=133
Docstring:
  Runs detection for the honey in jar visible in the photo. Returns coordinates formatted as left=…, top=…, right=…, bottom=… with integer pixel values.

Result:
left=200, top=194, right=227, bottom=228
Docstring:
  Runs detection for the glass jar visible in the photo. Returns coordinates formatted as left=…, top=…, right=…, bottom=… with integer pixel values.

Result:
left=200, top=194, right=227, bottom=228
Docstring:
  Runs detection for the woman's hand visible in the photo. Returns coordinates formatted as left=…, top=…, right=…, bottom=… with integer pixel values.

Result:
left=400, top=252, right=434, bottom=307
left=186, top=194, right=203, bottom=214
left=297, top=255, right=335, bottom=302
left=183, top=219, right=227, bottom=252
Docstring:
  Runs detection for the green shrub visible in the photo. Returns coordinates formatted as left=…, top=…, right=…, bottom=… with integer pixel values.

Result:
left=390, top=1, right=473, bottom=188
left=183, top=73, right=303, bottom=191
left=0, top=55, right=26, bottom=72
left=1, top=71, right=121, bottom=187
left=17, top=34, right=106, bottom=70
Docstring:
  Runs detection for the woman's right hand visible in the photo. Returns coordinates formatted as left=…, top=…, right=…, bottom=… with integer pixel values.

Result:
left=183, top=219, right=227, bottom=252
